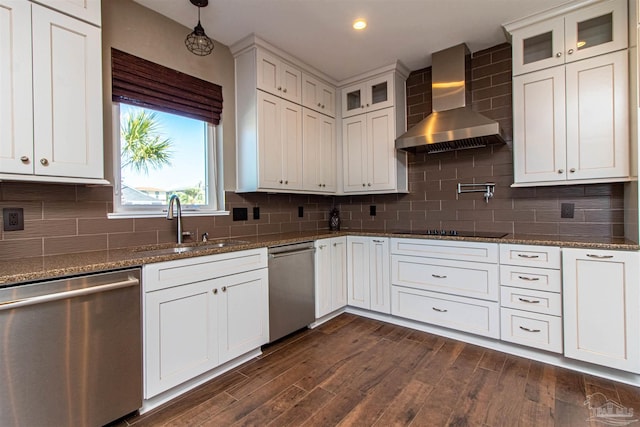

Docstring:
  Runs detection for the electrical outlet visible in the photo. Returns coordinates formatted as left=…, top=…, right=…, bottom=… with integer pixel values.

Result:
left=3, top=208, right=24, bottom=231
left=253, top=207, right=260, bottom=220
left=298, top=206, right=304, bottom=217
left=561, top=203, right=575, bottom=219
left=369, top=205, right=377, bottom=216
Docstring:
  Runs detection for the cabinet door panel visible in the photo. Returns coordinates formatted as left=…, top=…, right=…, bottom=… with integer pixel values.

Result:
left=565, top=51, right=628, bottom=180
left=511, top=17, right=565, bottom=75
left=257, top=91, right=283, bottom=189
left=314, top=240, right=333, bottom=318
left=563, top=249, right=640, bottom=373
left=32, top=0, right=101, bottom=26
left=281, top=99, right=302, bottom=189
left=218, top=269, right=269, bottom=364
left=145, top=280, right=217, bottom=398
left=370, top=238, right=390, bottom=313
left=564, top=0, right=627, bottom=64
left=256, top=50, right=279, bottom=96
left=319, top=115, right=336, bottom=191
left=280, top=62, right=302, bottom=104
left=331, top=237, right=348, bottom=310
left=513, top=67, right=566, bottom=183
left=347, top=236, right=370, bottom=309
left=302, top=108, right=321, bottom=191
left=0, top=0, right=33, bottom=174
left=368, top=108, right=395, bottom=191
left=32, top=5, right=102, bottom=179
left=342, top=115, right=367, bottom=192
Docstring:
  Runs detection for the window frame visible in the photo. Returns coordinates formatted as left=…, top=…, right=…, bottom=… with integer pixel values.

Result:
left=108, top=103, right=227, bottom=219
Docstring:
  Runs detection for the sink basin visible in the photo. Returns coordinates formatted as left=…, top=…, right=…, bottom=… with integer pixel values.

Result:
left=133, top=240, right=250, bottom=257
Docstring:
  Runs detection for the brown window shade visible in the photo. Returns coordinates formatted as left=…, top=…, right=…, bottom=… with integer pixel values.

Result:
left=111, top=48, right=223, bottom=125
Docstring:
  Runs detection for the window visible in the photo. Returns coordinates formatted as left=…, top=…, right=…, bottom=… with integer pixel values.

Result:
left=108, top=49, right=225, bottom=217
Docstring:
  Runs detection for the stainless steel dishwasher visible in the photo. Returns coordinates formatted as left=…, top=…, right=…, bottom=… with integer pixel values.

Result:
left=0, top=268, right=142, bottom=427
left=268, top=241, right=315, bottom=342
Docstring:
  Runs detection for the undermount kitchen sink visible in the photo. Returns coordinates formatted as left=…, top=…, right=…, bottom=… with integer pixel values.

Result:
left=133, top=240, right=250, bottom=257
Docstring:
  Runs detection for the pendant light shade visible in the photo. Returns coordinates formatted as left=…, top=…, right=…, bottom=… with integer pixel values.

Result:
left=185, top=0, right=214, bottom=56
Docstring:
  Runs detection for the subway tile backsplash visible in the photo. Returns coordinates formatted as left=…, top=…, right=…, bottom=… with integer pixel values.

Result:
left=0, top=43, right=626, bottom=260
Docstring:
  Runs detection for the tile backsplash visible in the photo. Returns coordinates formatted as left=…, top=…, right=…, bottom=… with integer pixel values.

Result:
left=0, top=43, right=626, bottom=261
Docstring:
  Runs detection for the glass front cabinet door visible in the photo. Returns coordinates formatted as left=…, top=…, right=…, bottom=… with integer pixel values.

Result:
left=341, top=73, right=394, bottom=118
left=510, top=0, right=627, bottom=76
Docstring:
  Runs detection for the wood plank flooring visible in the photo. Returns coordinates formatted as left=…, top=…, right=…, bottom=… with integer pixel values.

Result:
left=114, top=314, right=640, bottom=426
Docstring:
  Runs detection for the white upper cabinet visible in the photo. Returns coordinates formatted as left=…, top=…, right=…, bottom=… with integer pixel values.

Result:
left=0, top=1, right=105, bottom=184
left=513, top=49, right=628, bottom=185
left=341, top=72, right=395, bottom=118
left=256, top=49, right=302, bottom=104
left=302, top=73, right=335, bottom=117
left=508, top=0, right=627, bottom=76
left=0, top=0, right=33, bottom=175
left=32, top=0, right=101, bottom=26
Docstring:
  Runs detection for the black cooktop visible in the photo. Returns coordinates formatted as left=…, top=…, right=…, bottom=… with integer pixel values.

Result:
left=392, top=230, right=509, bottom=239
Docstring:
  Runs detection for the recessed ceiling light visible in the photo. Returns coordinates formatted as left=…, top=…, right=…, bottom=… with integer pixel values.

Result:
left=353, top=19, right=367, bottom=30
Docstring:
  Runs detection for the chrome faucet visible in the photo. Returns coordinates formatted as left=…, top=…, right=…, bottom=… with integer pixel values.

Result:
left=166, top=194, right=183, bottom=244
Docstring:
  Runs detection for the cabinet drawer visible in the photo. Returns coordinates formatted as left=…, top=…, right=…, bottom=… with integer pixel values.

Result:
left=500, top=286, right=562, bottom=316
left=392, top=255, right=498, bottom=301
left=391, top=286, right=500, bottom=338
left=144, top=248, right=268, bottom=291
left=499, top=265, right=562, bottom=293
left=391, top=238, right=498, bottom=263
left=499, top=244, right=560, bottom=269
left=500, top=308, right=562, bottom=353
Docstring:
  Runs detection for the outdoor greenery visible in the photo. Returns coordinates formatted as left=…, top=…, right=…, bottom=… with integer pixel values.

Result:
left=121, top=109, right=173, bottom=175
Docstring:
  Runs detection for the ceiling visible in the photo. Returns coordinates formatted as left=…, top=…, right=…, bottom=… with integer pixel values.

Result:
left=133, top=0, right=572, bottom=82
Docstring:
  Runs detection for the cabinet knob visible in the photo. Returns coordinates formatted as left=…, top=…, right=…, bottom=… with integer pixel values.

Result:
left=213, top=288, right=218, bottom=294
left=361, top=105, right=365, bottom=109
left=558, top=169, right=564, bottom=174
left=20, top=156, right=29, bottom=163
left=283, top=88, right=287, bottom=93
left=279, top=180, right=283, bottom=184
left=277, top=86, right=282, bottom=91
left=556, top=52, right=562, bottom=57
left=362, top=183, right=366, bottom=187
left=569, top=168, right=576, bottom=173
left=222, top=286, right=227, bottom=292
left=318, top=184, right=322, bottom=187
left=317, top=103, right=322, bottom=107
left=40, top=158, right=49, bottom=166
left=322, top=184, right=326, bottom=187
left=366, top=103, right=370, bottom=107
left=567, top=49, right=574, bottom=55
left=285, top=180, right=288, bottom=184
left=333, top=243, right=337, bottom=247
left=367, top=183, right=371, bottom=187
left=321, top=105, right=325, bottom=108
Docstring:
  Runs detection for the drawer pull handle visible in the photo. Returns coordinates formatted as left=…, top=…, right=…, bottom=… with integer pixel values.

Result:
left=518, top=297, right=540, bottom=304
left=517, top=254, right=539, bottom=259
left=519, top=326, right=541, bottom=333
left=586, top=254, right=614, bottom=259
left=372, top=239, right=385, bottom=243
left=432, top=274, right=447, bottom=279
left=517, top=275, right=540, bottom=281
left=432, top=307, right=447, bottom=313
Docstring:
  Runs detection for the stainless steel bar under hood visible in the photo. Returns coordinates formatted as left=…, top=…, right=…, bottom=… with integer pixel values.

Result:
left=395, top=43, right=505, bottom=153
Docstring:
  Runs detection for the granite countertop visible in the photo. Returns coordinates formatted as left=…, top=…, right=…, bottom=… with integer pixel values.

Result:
left=0, top=229, right=637, bottom=287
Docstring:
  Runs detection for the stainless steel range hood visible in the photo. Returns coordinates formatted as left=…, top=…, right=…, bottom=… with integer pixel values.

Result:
left=395, top=43, right=505, bottom=153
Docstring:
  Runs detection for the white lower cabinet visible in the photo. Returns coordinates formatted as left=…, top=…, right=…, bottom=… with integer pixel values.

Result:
left=562, top=248, right=640, bottom=373
left=346, top=236, right=390, bottom=313
left=499, top=244, right=563, bottom=353
left=390, top=238, right=500, bottom=338
left=315, top=237, right=347, bottom=318
left=143, top=249, right=269, bottom=398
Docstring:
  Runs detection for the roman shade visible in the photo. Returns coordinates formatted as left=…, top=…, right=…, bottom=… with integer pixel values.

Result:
left=111, top=48, right=223, bottom=125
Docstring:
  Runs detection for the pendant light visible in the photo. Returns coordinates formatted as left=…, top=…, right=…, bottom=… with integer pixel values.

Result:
left=185, top=0, right=214, bottom=56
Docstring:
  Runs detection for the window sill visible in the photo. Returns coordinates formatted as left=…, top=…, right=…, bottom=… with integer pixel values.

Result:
left=108, top=210, right=229, bottom=219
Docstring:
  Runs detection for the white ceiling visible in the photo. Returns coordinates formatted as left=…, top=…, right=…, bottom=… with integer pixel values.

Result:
left=133, top=0, right=572, bottom=82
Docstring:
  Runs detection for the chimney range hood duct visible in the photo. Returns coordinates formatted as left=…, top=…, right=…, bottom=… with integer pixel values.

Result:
left=395, top=43, right=505, bottom=153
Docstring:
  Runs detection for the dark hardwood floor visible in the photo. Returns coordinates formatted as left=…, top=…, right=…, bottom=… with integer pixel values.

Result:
left=116, top=314, right=640, bottom=426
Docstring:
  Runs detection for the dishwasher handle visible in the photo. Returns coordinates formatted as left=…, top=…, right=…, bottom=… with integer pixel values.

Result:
left=0, top=278, right=140, bottom=311
left=269, top=247, right=316, bottom=258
